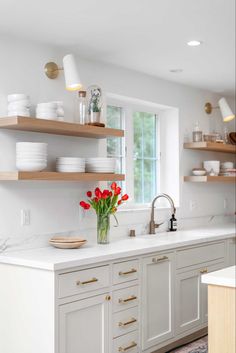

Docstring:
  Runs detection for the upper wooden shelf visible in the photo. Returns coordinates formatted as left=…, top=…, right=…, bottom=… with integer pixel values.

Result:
left=0, top=116, right=124, bottom=139
left=184, top=142, right=236, bottom=154
left=0, top=172, right=125, bottom=182
left=184, top=176, right=235, bottom=183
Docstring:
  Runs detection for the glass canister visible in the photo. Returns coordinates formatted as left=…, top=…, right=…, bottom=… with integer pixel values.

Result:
left=192, top=121, right=203, bottom=142
left=86, top=84, right=103, bottom=125
left=75, top=91, right=87, bottom=124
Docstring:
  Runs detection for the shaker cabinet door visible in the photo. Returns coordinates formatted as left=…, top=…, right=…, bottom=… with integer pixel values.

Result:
left=142, top=252, right=174, bottom=350
left=175, top=269, right=201, bottom=334
left=59, top=294, right=109, bottom=353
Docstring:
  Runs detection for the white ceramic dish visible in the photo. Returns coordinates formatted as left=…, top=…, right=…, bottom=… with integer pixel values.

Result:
left=220, top=162, right=234, bottom=169
left=49, top=240, right=87, bottom=249
left=203, top=161, right=220, bottom=175
left=8, top=94, right=29, bottom=102
left=36, top=115, right=58, bottom=120
left=8, top=110, right=30, bottom=117
left=16, top=161, right=47, bottom=172
left=8, top=100, right=30, bottom=109
left=56, top=157, right=85, bottom=163
left=192, top=170, right=207, bottom=176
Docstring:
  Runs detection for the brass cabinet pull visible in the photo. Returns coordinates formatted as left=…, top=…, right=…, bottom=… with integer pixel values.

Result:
left=119, top=295, right=137, bottom=304
left=105, top=295, right=111, bottom=301
left=119, top=341, right=137, bottom=352
left=76, top=277, right=98, bottom=286
left=152, top=255, right=168, bottom=263
left=119, top=268, right=137, bottom=276
left=119, top=317, right=137, bottom=327
left=200, top=268, right=208, bottom=274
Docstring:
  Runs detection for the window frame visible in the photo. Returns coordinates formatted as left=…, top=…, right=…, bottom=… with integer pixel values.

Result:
left=106, top=98, right=161, bottom=209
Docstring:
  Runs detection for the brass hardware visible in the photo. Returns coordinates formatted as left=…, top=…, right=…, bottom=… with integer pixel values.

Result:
left=105, top=295, right=111, bottom=301
left=119, top=268, right=137, bottom=276
left=119, top=295, right=137, bottom=304
left=44, top=62, right=63, bottom=79
left=205, top=102, right=214, bottom=114
left=119, top=317, right=137, bottom=327
left=152, top=256, right=168, bottom=263
left=118, top=341, right=137, bottom=352
left=76, top=277, right=98, bottom=286
left=129, top=229, right=136, bottom=237
left=200, top=268, right=208, bottom=274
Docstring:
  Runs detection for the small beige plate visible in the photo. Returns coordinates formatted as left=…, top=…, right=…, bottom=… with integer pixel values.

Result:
left=49, top=240, right=87, bottom=249
left=50, top=236, right=86, bottom=243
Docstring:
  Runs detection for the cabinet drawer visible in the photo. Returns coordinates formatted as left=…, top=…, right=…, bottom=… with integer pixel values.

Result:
left=58, top=265, right=109, bottom=298
left=113, top=307, right=138, bottom=338
left=176, top=242, right=225, bottom=269
left=113, top=286, right=139, bottom=313
left=113, top=260, right=139, bottom=285
left=113, top=331, right=139, bottom=353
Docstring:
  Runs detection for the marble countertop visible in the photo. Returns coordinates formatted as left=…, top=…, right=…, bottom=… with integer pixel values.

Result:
left=0, top=224, right=235, bottom=271
left=202, top=266, right=236, bottom=288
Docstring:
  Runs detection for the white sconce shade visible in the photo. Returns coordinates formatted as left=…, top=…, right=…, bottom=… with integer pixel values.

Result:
left=218, top=97, right=235, bottom=122
left=63, top=54, right=82, bottom=91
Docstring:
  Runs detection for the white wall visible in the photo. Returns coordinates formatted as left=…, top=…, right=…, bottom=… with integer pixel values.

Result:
left=0, top=35, right=235, bottom=246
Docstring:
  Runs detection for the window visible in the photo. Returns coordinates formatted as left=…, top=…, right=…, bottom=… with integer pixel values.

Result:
left=106, top=104, right=159, bottom=205
left=133, top=111, right=158, bottom=203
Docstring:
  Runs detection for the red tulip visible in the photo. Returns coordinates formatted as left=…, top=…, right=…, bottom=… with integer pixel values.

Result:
left=93, top=197, right=99, bottom=203
left=114, top=187, right=121, bottom=196
left=118, top=200, right=122, bottom=205
left=121, top=194, right=129, bottom=201
left=109, top=191, right=113, bottom=197
left=80, top=201, right=90, bottom=210
left=84, top=203, right=90, bottom=210
left=95, top=187, right=102, bottom=199
left=80, top=201, right=86, bottom=208
left=87, top=191, right=92, bottom=198
left=111, top=182, right=117, bottom=190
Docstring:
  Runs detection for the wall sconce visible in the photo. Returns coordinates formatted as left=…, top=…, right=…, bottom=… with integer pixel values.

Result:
left=44, top=54, right=82, bottom=91
left=205, top=98, right=235, bottom=122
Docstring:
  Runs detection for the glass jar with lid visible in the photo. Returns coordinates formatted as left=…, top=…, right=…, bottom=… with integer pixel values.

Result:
left=75, top=90, right=87, bottom=124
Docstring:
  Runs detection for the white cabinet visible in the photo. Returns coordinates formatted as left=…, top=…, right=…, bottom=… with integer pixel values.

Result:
left=175, top=268, right=201, bottom=334
left=228, top=238, right=236, bottom=266
left=59, top=294, right=110, bottom=353
left=142, top=253, right=174, bottom=350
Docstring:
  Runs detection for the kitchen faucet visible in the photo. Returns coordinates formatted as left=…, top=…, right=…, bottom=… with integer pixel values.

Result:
left=149, top=193, right=176, bottom=234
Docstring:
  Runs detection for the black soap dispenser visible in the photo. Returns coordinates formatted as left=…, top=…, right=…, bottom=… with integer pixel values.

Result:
left=169, top=214, right=177, bottom=232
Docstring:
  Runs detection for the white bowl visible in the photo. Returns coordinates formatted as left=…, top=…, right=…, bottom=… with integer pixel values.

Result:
left=220, top=162, right=234, bottom=169
left=203, top=161, right=220, bottom=175
left=8, top=100, right=30, bottom=109
left=8, top=110, right=30, bottom=117
left=8, top=94, right=29, bottom=102
left=37, top=102, right=58, bottom=109
left=192, top=170, right=207, bottom=176
left=36, top=114, right=58, bottom=120
left=16, top=161, right=47, bottom=172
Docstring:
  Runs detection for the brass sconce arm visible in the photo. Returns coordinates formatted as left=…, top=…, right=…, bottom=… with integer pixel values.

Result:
left=44, top=62, right=64, bottom=79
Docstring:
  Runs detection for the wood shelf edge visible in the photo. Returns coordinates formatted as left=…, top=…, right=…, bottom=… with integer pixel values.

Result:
left=184, top=176, right=235, bottom=183
left=184, top=142, right=236, bottom=154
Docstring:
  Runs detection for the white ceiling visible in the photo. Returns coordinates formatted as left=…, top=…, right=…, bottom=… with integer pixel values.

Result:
left=0, top=0, right=235, bottom=95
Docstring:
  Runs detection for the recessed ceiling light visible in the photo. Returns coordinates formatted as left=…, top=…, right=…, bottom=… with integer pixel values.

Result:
left=170, top=69, right=183, bottom=73
left=187, top=40, right=202, bottom=47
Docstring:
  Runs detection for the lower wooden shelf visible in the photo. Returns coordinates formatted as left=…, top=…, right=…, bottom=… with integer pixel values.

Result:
left=184, top=176, right=235, bottom=183
left=0, top=172, right=125, bottom=182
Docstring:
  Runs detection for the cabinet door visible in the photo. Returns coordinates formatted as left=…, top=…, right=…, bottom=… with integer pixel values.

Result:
left=59, top=294, right=109, bottom=353
left=175, top=269, right=201, bottom=334
left=142, top=253, right=174, bottom=350
left=201, top=262, right=225, bottom=324
left=228, top=238, right=236, bottom=266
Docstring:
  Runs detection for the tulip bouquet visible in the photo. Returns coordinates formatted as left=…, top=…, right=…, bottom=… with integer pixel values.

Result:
left=80, top=182, right=129, bottom=244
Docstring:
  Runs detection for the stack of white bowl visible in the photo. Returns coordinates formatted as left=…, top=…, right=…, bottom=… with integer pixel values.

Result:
left=36, top=102, right=58, bottom=120
left=56, top=157, right=85, bottom=172
left=86, top=158, right=116, bottom=173
left=16, top=142, right=47, bottom=172
left=7, top=94, right=30, bottom=117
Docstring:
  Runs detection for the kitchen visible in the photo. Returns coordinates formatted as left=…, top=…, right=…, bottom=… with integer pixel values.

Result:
left=0, top=1, right=235, bottom=353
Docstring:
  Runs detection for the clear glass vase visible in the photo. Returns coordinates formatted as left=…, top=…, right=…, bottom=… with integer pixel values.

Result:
left=97, top=214, right=110, bottom=244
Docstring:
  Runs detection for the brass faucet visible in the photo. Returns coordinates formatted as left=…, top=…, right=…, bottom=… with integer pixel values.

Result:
left=149, top=193, right=176, bottom=234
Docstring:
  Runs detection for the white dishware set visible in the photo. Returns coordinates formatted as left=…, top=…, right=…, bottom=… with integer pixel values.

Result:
left=36, top=102, right=58, bottom=120
left=86, top=158, right=116, bottom=173
left=203, top=161, right=220, bottom=176
left=54, top=101, right=64, bottom=121
left=7, top=94, right=31, bottom=117
left=16, top=142, right=47, bottom=172
left=56, top=157, right=85, bottom=173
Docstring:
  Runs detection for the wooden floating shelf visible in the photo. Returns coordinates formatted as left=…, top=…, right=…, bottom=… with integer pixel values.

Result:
left=184, top=176, right=235, bottom=183
left=0, top=172, right=125, bottom=182
left=184, top=142, right=236, bottom=154
left=0, top=116, right=124, bottom=139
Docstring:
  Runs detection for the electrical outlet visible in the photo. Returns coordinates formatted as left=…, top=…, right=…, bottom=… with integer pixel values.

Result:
left=21, top=209, right=30, bottom=226
left=189, top=200, right=197, bottom=212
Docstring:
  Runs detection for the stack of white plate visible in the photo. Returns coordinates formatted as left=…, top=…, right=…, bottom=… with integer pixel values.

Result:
left=86, top=158, right=116, bottom=173
left=56, top=157, right=85, bottom=172
left=7, top=94, right=30, bottom=117
left=16, top=142, right=47, bottom=171
left=36, top=102, right=58, bottom=120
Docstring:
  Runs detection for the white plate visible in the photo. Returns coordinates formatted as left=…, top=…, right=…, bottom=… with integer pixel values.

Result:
left=8, top=100, right=30, bottom=109
left=56, top=157, right=85, bottom=163
left=16, top=161, right=47, bottom=172
left=8, top=110, right=30, bottom=117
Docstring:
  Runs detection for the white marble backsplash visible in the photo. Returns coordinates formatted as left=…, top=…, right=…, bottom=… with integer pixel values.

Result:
left=0, top=213, right=234, bottom=254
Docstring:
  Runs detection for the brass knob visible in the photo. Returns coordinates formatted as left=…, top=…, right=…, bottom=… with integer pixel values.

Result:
left=105, top=295, right=111, bottom=301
